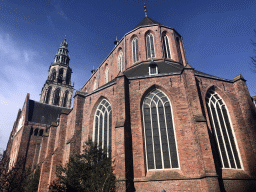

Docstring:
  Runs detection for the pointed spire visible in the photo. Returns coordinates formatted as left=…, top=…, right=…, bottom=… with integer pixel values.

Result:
left=144, top=3, right=148, bottom=17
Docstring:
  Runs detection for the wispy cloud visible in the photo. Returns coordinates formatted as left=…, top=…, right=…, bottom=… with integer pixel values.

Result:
left=0, top=32, right=47, bottom=150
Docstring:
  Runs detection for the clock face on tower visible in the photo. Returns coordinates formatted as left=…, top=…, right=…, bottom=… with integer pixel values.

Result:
left=16, top=115, right=24, bottom=134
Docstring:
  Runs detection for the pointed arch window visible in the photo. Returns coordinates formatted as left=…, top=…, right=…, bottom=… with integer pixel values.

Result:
left=175, top=37, right=183, bottom=64
left=206, top=89, right=242, bottom=169
left=93, top=78, right=97, bottom=91
left=58, top=68, right=64, bottom=83
left=45, top=87, right=52, bottom=104
left=93, top=99, right=112, bottom=157
left=163, top=33, right=171, bottom=59
left=132, top=37, right=139, bottom=63
left=53, top=88, right=61, bottom=106
left=105, top=64, right=109, bottom=83
left=146, top=33, right=155, bottom=58
left=118, top=50, right=123, bottom=72
left=51, top=69, right=56, bottom=81
left=63, top=91, right=69, bottom=107
left=66, top=71, right=71, bottom=85
left=142, top=89, right=179, bottom=170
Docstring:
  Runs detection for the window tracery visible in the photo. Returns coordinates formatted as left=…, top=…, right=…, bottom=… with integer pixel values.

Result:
left=93, top=99, right=112, bottom=157
left=132, top=37, right=139, bottom=63
left=118, top=50, right=123, bottom=72
left=146, top=33, right=155, bottom=58
left=206, top=89, right=242, bottom=169
left=142, top=89, right=179, bottom=170
left=163, top=33, right=171, bottom=59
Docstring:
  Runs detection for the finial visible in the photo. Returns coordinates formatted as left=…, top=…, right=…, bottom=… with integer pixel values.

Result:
left=114, top=36, right=119, bottom=46
left=144, top=3, right=147, bottom=17
left=64, top=35, right=66, bottom=41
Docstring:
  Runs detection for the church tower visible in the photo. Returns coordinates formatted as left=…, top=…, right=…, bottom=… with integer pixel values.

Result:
left=40, top=38, right=74, bottom=108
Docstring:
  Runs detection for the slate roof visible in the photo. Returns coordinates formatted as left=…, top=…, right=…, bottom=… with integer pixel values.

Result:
left=124, top=60, right=184, bottom=78
left=123, top=60, right=232, bottom=82
left=134, top=17, right=161, bottom=29
left=28, top=100, right=71, bottom=125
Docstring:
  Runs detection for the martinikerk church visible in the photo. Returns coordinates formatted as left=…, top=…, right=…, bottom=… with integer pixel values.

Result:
left=2, top=7, right=256, bottom=192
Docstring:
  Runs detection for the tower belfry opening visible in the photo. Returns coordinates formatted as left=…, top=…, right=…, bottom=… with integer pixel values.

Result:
left=40, top=38, right=74, bottom=108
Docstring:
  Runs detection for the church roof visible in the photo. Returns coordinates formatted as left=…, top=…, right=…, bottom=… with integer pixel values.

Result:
left=134, top=16, right=161, bottom=29
left=123, top=60, right=233, bottom=82
left=28, top=100, right=71, bottom=125
left=124, top=60, right=183, bottom=78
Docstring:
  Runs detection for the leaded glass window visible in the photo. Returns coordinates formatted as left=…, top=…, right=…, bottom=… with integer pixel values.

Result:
left=132, top=38, right=139, bottom=63
left=93, top=99, right=112, bottom=157
left=163, top=34, right=171, bottom=59
left=175, top=37, right=183, bottom=64
left=142, top=89, right=179, bottom=170
left=118, top=50, right=123, bottom=72
left=206, top=89, right=242, bottom=169
left=146, top=34, right=155, bottom=58
left=105, top=64, right=109, bottom=83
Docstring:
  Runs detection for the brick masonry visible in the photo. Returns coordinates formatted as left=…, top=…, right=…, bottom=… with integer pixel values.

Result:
left=3, top=19, right=256, bottom=192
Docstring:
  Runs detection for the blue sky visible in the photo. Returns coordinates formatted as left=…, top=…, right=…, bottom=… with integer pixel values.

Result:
left=0, top=0, right=256, bottom=150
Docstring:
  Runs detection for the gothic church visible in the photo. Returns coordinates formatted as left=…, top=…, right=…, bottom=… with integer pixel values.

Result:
left=3, top=7, right=256, bottom=192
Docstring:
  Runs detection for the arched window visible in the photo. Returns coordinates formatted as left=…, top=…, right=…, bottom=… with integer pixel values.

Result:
left=45, top=87, right=52, bottom=104
left=51, top=69, right=56, bottom=81
left=175, top=37, right=183, bottom=64
left=63, top=91, right=69, bottom=107
left=53, top=88, right=61, bottom=106
left=132, top=37, right=139, bottom=63
left=142, top=89, right=178, bottom=170
left=58, top=68, right=64, bottom=83
left=66, top=71, right=71, bottom=85
left=118, top=50, right=123, bottom=72
left=206, top=89, right=242, bottom=169
left=163, top=33, right=171, bottom=59
left=93, top=99, right=112, bottom=157
left=105, top=64, right=109, bottom=83
left=93, top=78, right=97, bottom=91
left=146, top=33, right=155, bottom=58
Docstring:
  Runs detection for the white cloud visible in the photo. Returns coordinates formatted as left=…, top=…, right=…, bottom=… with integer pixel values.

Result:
left=0, top=32, right=47, bottom=150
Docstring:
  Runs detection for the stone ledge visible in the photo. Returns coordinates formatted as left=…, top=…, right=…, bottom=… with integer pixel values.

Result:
left=233, top=74, right=246, bottom=82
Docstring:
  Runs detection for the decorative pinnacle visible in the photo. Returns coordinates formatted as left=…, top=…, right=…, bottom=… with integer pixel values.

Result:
left=61, top=36, right=68, bottom=47
left=144, top=3, right=147, bottom=17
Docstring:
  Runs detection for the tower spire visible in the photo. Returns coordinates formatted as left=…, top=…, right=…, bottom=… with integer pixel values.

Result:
left=144, top=3, right=148, bottom=17
left=40, top=39, right=74, bottom=108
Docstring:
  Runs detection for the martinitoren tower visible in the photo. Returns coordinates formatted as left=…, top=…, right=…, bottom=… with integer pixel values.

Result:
left=40, top=38, right=74, bottom=108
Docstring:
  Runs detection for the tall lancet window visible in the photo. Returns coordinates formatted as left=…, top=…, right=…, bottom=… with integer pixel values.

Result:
left=93, top=99, right=112, bottom=157
left=45, top=87, right=52, bottom=104
left=132, top=37, right=139, bottom=63
left=142, top=89, right=179, bottom=170
left=175, top=37, right=183, bottom=64
left=146, top=33, right=155, bottom=58
left=206, top=89, right=242, bottom=169
left=93, top=77, right=97, bottom=91
left=58, top=68, right=64, bottom=83
left=63, top=91, right=69, bottom=107
left=118, top=50, right=123, bottom=72
left=105, top=64, right=109, bottom=83
left=51, top=69, right=56, bottom=81
left=53, top=88, right=61, bottom=106
left=163, top=33, right=171, bottom=59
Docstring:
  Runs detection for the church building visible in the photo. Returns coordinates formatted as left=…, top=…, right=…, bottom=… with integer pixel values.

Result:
left=3, top=6, right=256, bottom=192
